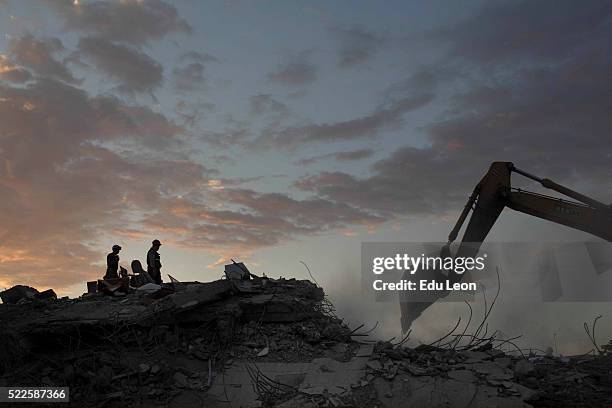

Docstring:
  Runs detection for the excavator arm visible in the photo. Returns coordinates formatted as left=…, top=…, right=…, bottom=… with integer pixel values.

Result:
left=448, top=162, right=612, bottom=259
left=400, top=162, right=611, bottom=331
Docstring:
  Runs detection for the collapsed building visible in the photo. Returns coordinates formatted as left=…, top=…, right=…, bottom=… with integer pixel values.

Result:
left=1, top=264, right=611, bottom=408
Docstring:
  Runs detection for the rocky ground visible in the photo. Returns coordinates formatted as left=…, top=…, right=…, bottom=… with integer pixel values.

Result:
left=1, top=277, right=611, bottom=407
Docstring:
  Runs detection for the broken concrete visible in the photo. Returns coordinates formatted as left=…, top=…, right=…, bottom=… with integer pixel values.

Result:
left=0, top=285, right=58, bottom=304
left=0, top=284, right=40, bottom=304
left=1, top=275, right=611, bottom=408
left=207, top=352, right=369, bottom=406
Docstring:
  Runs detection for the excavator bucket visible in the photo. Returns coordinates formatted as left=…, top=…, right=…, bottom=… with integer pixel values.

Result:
left=399, top=244, right=458, bottom=332
left=400, top=163, right=511, bottom=331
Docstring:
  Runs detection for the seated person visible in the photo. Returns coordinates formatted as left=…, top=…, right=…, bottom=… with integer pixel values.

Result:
left=130, top=259, right=154, bottom=287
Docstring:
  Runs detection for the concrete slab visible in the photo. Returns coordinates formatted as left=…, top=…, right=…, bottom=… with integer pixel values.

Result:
left=372, top=374, right=532, bottom=408
left=354, top=344, right=375, bottom=357
left=299, top=357, right=367, bottom=395
left=208, top=354, right=368, bottom=407
left=447, top=369, right=477, bottom=383
left=169, top=280, right=234, bottom=309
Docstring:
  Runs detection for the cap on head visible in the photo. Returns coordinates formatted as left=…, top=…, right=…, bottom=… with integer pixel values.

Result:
left=112, top=244, right=122, bottom=251
left=152, top=239, right=162, bottom=246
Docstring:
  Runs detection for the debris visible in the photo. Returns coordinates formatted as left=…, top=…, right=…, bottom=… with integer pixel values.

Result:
left=602, top=340, right=612, bottom=355
left=275, top=395, right=317, bottom=408
left=404, top=364, right=429, bottom=376
left=103, top=391, right=124, bottom=401
left=366, top=360, right=383, bottom=371
left=462, top=350, right=490, bottom=363
left=0, top=285, right=40, bottom=304
left=447, top=369, right=476, bottom=382
left=164, top=279, right=233, bottom=310
left=225, top=260, right=251, bottom=280
left=34, top=289, right=57, bottom=301
left=86, top=281, right=98, bottom=294
left=1, top=268, right=610, bottom=408
left=472, top=361, right=513, bottom=379
left=354, top=344, right=375, bottom=358
left=97, top=278, right=129, bottom=296
left=513, top=359, right=535, bottom=377
left=173, top=371, right=189, bottom=388
left=136, top=283, right=162, bottom=293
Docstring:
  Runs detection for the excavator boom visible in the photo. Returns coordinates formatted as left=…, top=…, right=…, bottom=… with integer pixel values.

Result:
left=448, top=162, right=612, bottom=255
left=506, top=190, right=612, bottom=241
left=400, top=162, right=612, bottom=331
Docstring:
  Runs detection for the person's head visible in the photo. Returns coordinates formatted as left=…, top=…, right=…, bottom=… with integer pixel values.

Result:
left=112, top=244, right=122, bottom=254
left=131, top=259, right=144, bottom=274
left=152, top=239, right=162, bottom=250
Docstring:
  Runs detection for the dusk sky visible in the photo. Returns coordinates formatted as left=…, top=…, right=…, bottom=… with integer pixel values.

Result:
left=1, top=1, right=612, bottom=351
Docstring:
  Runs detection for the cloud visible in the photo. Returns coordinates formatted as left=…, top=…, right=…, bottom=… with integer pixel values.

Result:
left=202, top=127, right=251, bottom=149
left=180, top=51, right=219, bottom=64
left=268, top=51, right=317, bottom=86
left=0, top=54, right=33, bottom=83
left=7, top=34, right=77, bottom=83
left=0, top=76, right=202, bottom=288
left=249, top=94, right=289, bottom=116
left=296, top=148, right=374, bottom=165
left=0, top=78, right=384, bottom=291
left=153, top=188, right=384, bottom=253
left=3, top=0, right=611, bottom=297
left=252, top=93, right=433, bottom=149
left=295, top=147, right=478, bottom=218
left=295, top=1, right=612, bottom=220
left=219, top=188, right=382, bottom=228
left=332, top=25, right=386, bottom=68
left=108, top=182, right=385, bottom=267
left=437, top=0, right=612, bottom=65
left=175, top=100, right=215, bottom=127
left=48, top=0, right=191, bottom=45
left=171, top=51, right=218, bottom=92
left=78, top=37, right=163, bottom=94
left=172, top=62, right=205, bottom=91
left=0, top=67, right=33, bottom=83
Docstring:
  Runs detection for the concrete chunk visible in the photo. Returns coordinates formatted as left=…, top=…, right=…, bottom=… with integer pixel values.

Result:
left=1, top=285, right=39, bottom=304
left=167, top=280, right=233, bottom=310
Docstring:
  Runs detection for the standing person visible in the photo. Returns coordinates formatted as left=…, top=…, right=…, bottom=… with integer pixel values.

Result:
left=147, top=239, right=163, bottom=284
left=104, top=244, right=122, bottom=280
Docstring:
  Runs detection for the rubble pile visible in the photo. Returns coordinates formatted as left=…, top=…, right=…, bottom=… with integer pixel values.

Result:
left=0, top=284, right=57, bottom=304
left=1, top=276, right=611, bottom=408
left=348, top=342, right=612, bottom=408
left=0, top=277, right=354, bottom=407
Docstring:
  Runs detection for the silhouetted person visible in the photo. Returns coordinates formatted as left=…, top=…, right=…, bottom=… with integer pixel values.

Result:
left=104, top=244, right=122, bottom=280
left=130, top=259, right=154, bottom=287
left=147, top=239, right=163, bottom=284
left=131, top=259, right=145, bottom=275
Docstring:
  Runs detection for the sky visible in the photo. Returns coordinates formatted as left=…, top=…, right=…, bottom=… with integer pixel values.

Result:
left=1, top=0, right=612, bottom=353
